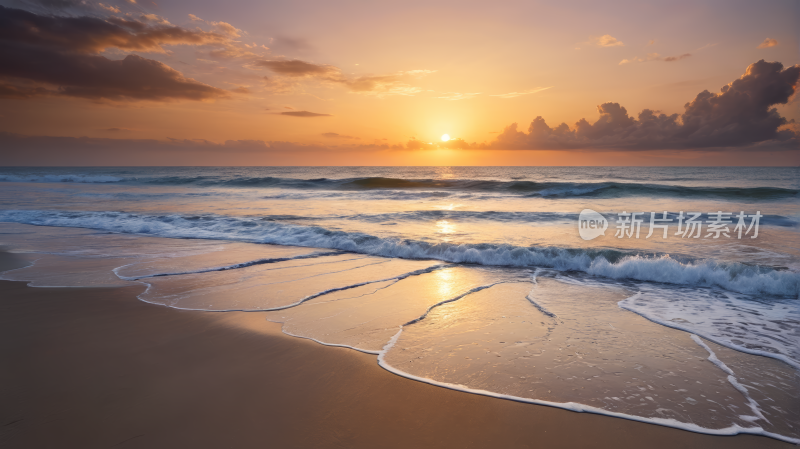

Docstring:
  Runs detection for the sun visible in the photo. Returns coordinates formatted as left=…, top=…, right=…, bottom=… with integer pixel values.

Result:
left=441, top=134, right=451, bottom=142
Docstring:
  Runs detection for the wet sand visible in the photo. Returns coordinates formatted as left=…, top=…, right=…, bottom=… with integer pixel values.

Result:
left=0, top=252, right=793, bottom=448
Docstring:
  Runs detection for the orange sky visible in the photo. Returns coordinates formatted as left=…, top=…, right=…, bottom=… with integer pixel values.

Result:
left=0, top=0, right=798, bottom=165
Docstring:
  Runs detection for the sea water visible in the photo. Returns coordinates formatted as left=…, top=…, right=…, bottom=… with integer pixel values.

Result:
left=0, top=166, right=798, bottom=442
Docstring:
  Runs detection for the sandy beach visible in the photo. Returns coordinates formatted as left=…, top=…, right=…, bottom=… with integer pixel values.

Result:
left=0, top=252, right=792, bottom=449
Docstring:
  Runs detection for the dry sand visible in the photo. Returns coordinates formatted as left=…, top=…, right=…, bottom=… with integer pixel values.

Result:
left=0, top=252, right=793, bottom=448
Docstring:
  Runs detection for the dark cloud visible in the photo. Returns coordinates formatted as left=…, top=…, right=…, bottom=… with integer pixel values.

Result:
left=0, top=43, right=228, bottom=101
left=0, top=6, right=227, bottom=53
left=0, top=6, right=229, bottom=101
left=16, top=0, right=89, bottom=11
left=321, top=132, right=359, bottom=139
left=490, top=60, right=799, bottom=151
left=664, top=53, right=691, bottom=62
left=0, top=82, right=50, bottom=98
left=280, top=111, right=332, bottom=117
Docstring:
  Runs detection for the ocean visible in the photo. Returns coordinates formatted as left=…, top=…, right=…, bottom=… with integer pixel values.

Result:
left=0, top=166, right=798, bottom=442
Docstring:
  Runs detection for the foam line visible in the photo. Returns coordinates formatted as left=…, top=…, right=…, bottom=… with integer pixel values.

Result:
left=133, top=263, right=451, bottom=313
left=364, top=285, right=800, bottom=445
left=525, top=278, right=558, bottom=318
left=690, top=334, right=769, bottom=423
left=376, top=352, right=799, bottom=444
left=0, top=256, right=39, bottom=276
left=619, top=295, right=800, bottom=370
left=402, top=283, right=504, bottom=326
left=113, top=250, right=347, bottom=280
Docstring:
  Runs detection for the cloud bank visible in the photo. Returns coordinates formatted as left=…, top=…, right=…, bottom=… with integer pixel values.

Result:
left=489, top=60, right=799, bottom=151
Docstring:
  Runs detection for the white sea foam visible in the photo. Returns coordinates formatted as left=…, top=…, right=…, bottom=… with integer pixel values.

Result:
left=619, top=286, right=800, bottom=369
left=2, top=221, right=798, bottom=443
left=373, top=286, right=800, bottom=445
left=690, top=334, right=768, bottom=422
left=1, top=209, right=797, bottom=298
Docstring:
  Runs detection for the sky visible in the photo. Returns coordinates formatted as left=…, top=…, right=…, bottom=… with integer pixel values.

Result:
left=0, top=0, right=798, bottom=165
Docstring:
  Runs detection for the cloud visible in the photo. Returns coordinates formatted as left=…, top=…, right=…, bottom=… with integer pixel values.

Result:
left=619, top=53, right=659, bottom=65
left=488, top=60, right=800, bottom=151
left=98, top=3, right=120, bottom=13
left=0, top=82, right=51, bottom=99
left=0, top=6, right=229, bottom=54
left=0, top=6, right=231, bottom=101
left=321, top=132, right=359, bottom=139
left=620, top=53, right=691, bottom=64
left=664, top=53, right=691, bottom=62
left=758, top=38, right=778, bottom=49
left=405, top=139, right=431, bottom=150
left=435, top=92, right=481, bottom=100
left=336, top=73, right=428, bottom=97
left=593, top=35, right=624, bottom=47
left=0, top=45, right=229, bottom=101
left=0, top=132, right=403, bottom=165
left=280, top=111, right=332, bottom=117
left=257, top=59, right=338, bottom=77
left=270, top=36, right=314, bottom=53
left=21, top=0, right=88, bottom=10
left=258, top=58, right=434, bottom=97
left=491, top=86, right=553, bottom=98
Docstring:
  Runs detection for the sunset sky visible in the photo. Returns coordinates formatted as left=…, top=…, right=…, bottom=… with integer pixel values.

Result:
left=0, top=0, right=798, bottom=165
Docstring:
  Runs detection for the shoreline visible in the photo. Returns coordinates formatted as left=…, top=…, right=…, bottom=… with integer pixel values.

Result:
left=0, top=253, right=794, bottom=448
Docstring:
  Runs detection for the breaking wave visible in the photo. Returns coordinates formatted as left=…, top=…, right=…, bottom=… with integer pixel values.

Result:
left=1, top=209, right=797, bottom=297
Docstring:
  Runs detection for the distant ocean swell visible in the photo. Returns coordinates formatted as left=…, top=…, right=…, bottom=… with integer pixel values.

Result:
left=1, top=209, right=797, bottom=297
left=1, top=174, right=797, bottom=200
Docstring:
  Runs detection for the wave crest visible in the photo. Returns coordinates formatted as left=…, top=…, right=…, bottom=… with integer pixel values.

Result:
left=1, top=209, right=797, bottom=297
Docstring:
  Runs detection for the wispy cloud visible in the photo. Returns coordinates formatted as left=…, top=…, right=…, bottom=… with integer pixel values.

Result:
left=321, top=132, right=359, bottom=139
left=491, top=86, right=553, bottom=99
left=435, top=92, right=481, bottom=100
left=280, top=111, right=332, bottom=117
left=258, top=59, right=435, bottom=97
left=620, top=52, right=691, bottom=65
left=664, top=53, right=691, bottom=62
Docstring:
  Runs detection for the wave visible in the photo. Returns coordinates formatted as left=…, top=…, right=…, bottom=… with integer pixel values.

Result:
left=0, top=174, right=125, bottom=183
left=1, top=209, right=797, bottom=297
left=1, top=173, right=797, bottom=200
left=325, top=210, right=798, bottom=227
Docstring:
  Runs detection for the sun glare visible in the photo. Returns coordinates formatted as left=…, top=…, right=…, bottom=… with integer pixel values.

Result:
left=441, top=134, right=450, bottom=142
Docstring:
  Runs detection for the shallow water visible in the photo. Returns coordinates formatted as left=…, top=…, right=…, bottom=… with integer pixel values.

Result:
left=0, top=166, right=798, bottom=442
